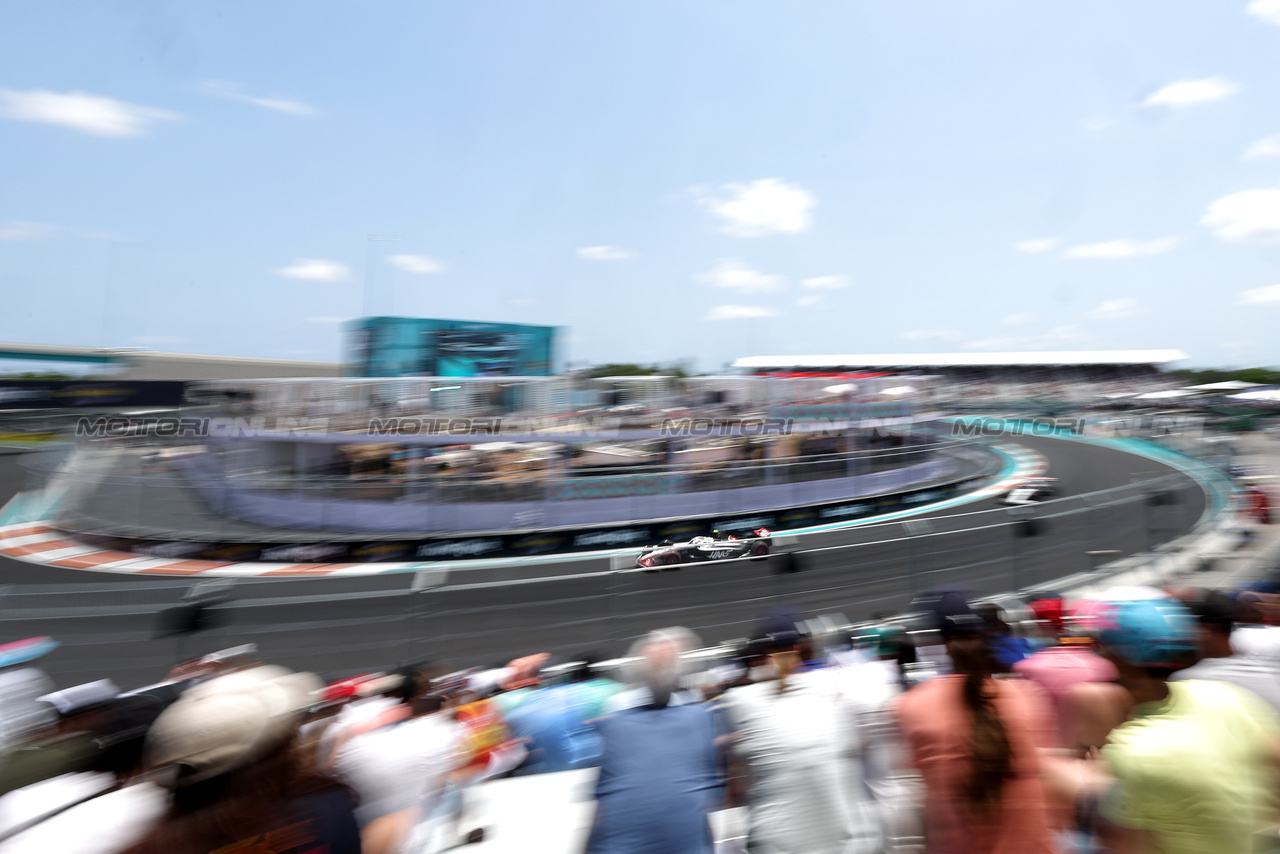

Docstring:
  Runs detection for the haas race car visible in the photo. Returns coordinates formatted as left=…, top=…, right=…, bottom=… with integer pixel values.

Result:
left=635, top=529, right=773, bottom=569
left=1001, top=477, right=1058, bottom=506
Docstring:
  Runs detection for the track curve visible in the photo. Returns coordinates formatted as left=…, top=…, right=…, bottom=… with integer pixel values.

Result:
left=0, top=431, right=1209, bottom=688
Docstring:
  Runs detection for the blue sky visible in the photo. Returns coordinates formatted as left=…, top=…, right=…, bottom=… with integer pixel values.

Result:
left=3, top=1, right=1280, bottom=372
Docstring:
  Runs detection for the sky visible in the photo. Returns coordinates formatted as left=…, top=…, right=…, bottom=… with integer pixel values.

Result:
left=4, top=1, right=1280, bottom=373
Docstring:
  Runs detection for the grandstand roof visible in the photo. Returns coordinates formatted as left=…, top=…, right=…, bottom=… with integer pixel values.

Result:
left=733, top=350, right=1188, bottom=370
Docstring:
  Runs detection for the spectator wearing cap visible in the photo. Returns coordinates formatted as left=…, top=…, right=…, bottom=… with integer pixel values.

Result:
left=1169, top=588, right=1280, bottom=715
left=585, top=628, right=721, bottom=854
left=974, top=603, right=1033, bottom=671
left=723, top=611, right=886, bottom=854
left=1071, top=595, right=1280, bottom=854
left=119, top=664, right=361, bottom=854
left=894, top=610, right=1056, bottom=854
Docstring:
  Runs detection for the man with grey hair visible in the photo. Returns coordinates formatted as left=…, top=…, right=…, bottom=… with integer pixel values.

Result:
left=585, top=628, right=721, bottom=854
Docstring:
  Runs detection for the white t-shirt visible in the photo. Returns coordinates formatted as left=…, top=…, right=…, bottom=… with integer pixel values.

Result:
left=725, top=670, right=882, bottom=854
left=1231, top=625, right=1280, bottom=666
left=0, top=778, right=167, bottom=854
left=335, top=712, right=463, bottom=827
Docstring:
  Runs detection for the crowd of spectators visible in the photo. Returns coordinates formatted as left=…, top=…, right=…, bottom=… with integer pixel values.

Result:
left=0, top=584, right=1279, bottom=853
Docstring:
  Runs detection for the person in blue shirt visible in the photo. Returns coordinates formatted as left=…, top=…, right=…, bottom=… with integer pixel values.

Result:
left=585, top=629, right=722, bottom=854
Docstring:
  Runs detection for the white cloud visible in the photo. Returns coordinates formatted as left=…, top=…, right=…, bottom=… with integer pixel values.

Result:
left=1243, top=135, right=1280, bottom=160
left=1015, top=237, right=1060, bottom=254
left=696, top=258, right=785, bottom=294
left=800, top=275, right=849, bottom=290
left=576, top=245, right=636, bottom=261
left=706, top=304, right=778, bottom=321
left=1237, top=284, right=1280, bottom=305
left=1139, top=77, right=1239, bottom=109
left=694, top=178, right=814, bottom=237
left=1085, top=298, right=1142, bottom=320
left=0, top=221, right=57, bottom=241
left=1002, top=312, right=1036, bottom=326
left=900, top=328, right=964, bottom=343
left=1061, top=238, right=1179, bottom=259
left=509, top=297, right=538, bottom=306
left=199, top=80, right=317, bottom=116
left=1203, top=187, right=1280, bottom=244
left=305, top=316, right=350, bottom=323
left=1247, top=0, right=1280, bottom=26
left=796, top=295, right=823, bottom=307
left=0, top=87, right=178, bottom=137
left=274, top=258, right=352, bottom=282
left=386, top=254, right=445, bottom=274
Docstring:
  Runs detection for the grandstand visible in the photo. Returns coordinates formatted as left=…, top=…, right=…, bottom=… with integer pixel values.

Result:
left=733, top=350, right=1189, bottom=407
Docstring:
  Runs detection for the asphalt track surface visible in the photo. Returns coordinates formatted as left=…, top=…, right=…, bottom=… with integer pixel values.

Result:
left=0, top=433, right=1206, bottom=689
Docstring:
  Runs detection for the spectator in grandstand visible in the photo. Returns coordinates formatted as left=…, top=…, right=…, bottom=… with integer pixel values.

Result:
left=723, top=612, right=886, bottom=854
left=1229, top=591, right=1280, bottom=665
left=334, top=668, right=463, bottom=854
left=120, top=664, right=361, bottom=854
left=584, top=628, right=721, bottom=854
left=1168, top=588, right=1280, bottom=714
left=1245, top=483, right=1272, bottom=526
left=895, top=610, right=1055, bottom=854
left=0, top=685, right=172, bottom=853
left=974, top=603, right=1033, bottom=670
left=0, top=638, right=59, bottom=752
left=500, top=653, right=620, bottom=775
left=1013, top=606, right=1119, bottom=747
left=1068, top=596, right=1280, bottom=854
left=855, top=624, right=917, bottom=690
left=605, top=626, right=702, bottom=712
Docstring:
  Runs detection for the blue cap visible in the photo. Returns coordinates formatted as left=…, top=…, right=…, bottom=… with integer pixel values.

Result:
left=1095, top=598, right=1197, bottom=668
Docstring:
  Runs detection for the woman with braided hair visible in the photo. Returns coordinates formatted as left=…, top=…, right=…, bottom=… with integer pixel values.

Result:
left=894, top=612, right=1055, bottom=854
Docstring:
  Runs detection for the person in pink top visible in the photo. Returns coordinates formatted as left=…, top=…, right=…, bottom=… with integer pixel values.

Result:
left=895, top=611, right=1055, bottom=854
left=1013, top=610, right=1119, bottom=749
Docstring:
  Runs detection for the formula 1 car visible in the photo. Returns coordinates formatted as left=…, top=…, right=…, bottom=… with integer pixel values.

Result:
left=635, top=529, right=773, bottom=569
left=1001, top=477, right=1059, bottom=506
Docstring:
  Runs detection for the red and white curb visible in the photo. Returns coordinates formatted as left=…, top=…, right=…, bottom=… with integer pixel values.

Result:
left=0, top=523, right=402, bottom=578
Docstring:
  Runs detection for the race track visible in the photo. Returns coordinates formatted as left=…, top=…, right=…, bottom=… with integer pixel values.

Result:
left=0, top=432, right=1207, bottom=689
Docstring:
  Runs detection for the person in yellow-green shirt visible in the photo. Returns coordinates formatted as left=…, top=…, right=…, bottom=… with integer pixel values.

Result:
left=1081, top=595, right=1280, bottom=854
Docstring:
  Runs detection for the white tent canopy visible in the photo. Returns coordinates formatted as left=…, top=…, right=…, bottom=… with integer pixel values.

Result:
left=1186, top=380, right=1264, bottom=391
left=1134, top=389, right=1199, bottom=400
left=1229, top=388, right=1280, bottom=402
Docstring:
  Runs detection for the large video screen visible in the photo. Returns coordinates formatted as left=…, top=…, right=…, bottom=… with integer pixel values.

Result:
left=345, top=317, right=556, bottom=377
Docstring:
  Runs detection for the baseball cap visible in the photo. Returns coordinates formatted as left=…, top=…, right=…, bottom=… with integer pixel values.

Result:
left=1093, top=596, right=1198, bottom=669
left=860, top=625, right=906, bottom=657
left=38, top=679, right=119, bottom=717
left=146, top=665, right=322, bottom=786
